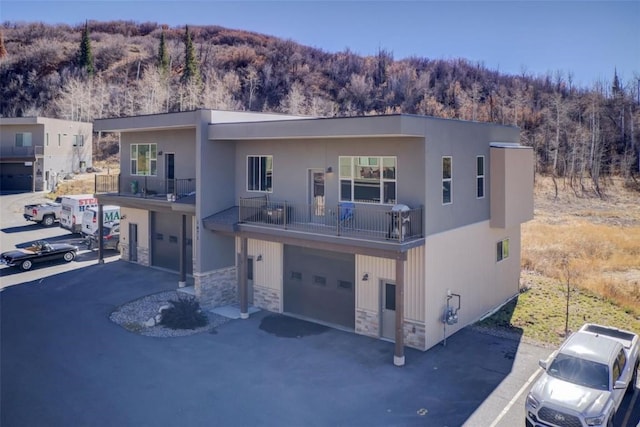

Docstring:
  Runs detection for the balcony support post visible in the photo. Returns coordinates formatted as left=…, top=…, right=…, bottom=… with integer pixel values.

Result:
left=97, top=204, right=105, bottom=264
left=178, top=214, right=187, bottom=288
left=394, top=253, right=405, bottom=367
left=238, top=237, right=249, bottom=319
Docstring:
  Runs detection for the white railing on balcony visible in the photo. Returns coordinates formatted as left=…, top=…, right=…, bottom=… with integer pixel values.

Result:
left=239, top=197, right=423, bottom=243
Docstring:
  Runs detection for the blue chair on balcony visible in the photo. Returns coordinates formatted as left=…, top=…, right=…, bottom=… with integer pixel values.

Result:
left=339, top=202, right=355, bottom=228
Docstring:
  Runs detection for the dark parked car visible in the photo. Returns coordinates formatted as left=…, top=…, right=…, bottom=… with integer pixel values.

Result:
left=86, top=224, right=120, bottom=251
left=1, top=240, right=78, bottom=271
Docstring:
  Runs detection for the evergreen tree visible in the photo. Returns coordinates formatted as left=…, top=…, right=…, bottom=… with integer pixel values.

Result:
left=78, top=21, right=95, bottom=76
left=0, top=29, right=7, bottom=60
left=181, top=25, right=200, bottom=84
left=158, top=28, right=170, bottom=75
left=611, top=69, right=622, bottom=98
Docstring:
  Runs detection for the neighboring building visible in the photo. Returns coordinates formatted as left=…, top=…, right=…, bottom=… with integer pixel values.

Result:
left=94, top=110, right=533, bottom=366
left=0, top=117, right=93, bottom=192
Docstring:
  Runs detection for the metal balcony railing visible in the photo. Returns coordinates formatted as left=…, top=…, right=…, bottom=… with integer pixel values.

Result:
left=0, top=145, right=44, bottom=158
left=95, top=174, right=196, bottom=201
left=238, top=197, right=423, bottom=243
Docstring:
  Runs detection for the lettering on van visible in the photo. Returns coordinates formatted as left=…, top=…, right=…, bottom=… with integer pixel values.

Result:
left=104, top=211, right=120, bottom=222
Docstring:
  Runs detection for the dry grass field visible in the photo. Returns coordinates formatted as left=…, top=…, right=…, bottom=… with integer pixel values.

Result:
left=480, top=175, right=640, bottom=345
left=523, top=176, right=640, bottom=315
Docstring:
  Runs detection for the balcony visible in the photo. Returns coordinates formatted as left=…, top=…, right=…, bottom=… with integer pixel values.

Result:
left=95, top=174, right=196, bottom=201
left=0, top=145, right=44, bottom=159
left=237, top=196, right=423, bottom=244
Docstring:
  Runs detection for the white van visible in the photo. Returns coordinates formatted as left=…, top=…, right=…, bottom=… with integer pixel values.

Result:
left=59, top=194, right=98, bottom=233
left=81, top=205, right=120, bottom=237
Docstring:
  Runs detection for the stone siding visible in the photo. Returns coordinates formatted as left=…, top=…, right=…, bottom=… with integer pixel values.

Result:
left=253, top=285, right=281, bottom=313
left=355, top=309, right=379, bottom=338
left=121, top=245, right=149, bottom=266
left=194, top=266, right=238, bottom=309
left=403, top=319, right=427, bottom=351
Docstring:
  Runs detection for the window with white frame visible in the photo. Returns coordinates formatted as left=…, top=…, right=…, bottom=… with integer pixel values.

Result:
left=15, top=133, right=32, bottom=147
left=46, top=133, right=49, bottom=146
left=130, top=143, right=157, bottom=176
left=442, top=156, right=452, bottom=204
left=497, top=238, right=509, bottom=262
left=247, top=155, right=273, bottom=192
left=476, top=155, right=485, bottom=198
left=339, top=156, right=396, bottom=204
left=73, top=135, right=84, bottom=147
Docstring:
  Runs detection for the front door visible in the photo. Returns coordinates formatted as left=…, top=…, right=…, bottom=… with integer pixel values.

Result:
left=308, top=169, right=325, bottom=223
left=129, top=223, right=138, bottom=262
left=381, top=282, right=396, bottom=340
left=165, top=153, right=175, bottom=195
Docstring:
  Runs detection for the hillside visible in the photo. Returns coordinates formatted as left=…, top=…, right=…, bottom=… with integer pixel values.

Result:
left=1, top=20, right=639, bottom=187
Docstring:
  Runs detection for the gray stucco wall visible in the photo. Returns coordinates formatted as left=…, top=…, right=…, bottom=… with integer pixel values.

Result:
left=232, top=137, right=426, bottom=211
left=120, top=128, right=197, bottom=180
left=422, top=119, right=520, bottom=235
left=197, top=110, right=237, bottom=272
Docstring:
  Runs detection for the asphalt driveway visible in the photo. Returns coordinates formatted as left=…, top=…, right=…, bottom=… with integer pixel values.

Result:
left=1, top=261, right=551, bottom=427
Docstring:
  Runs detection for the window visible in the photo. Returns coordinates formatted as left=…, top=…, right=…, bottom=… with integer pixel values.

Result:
left=46, top=133, right=49, bottom=146
left=15, top=133, right=32, bottom=147
left=313, top=275, right=327, bottom=286
left=338, top=280, right=353, bottom=290
left=476, top=156, right=485, bottom=198
left=58, top=134, right=61, bottom=146
left=131, top=143, right=157, bottom=176
left=339, top=156, right=396, bottom=204
left=497, top=238, right=510, bottom=262
left=442, top=156, right=452, bottom=204
left=73, top=135, right=84, bottom=147
left=247, top=155, right=273, bottom=192
left=614, top=350, right=626, bottom=382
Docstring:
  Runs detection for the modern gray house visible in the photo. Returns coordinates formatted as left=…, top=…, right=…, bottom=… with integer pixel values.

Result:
left=94, top=109, right=534, bottom=366
left=0, top=117, right=93, bottom=192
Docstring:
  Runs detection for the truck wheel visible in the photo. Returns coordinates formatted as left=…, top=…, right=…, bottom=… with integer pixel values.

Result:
left=42, top=215, right=55, bottom=227
left=63, top=252, right=75, bottom=262
left=20, top=260, right=33, bottom=271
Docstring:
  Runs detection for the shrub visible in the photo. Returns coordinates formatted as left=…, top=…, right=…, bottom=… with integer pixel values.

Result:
left=159, top=296, right=208, bottom=330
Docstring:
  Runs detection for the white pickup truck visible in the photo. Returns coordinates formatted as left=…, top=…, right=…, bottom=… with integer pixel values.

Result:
left=526, top=323, right=639, bottom=427
left=23, top=197, right=62, bottom=226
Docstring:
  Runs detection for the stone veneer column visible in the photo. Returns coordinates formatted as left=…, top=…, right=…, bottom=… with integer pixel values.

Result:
left=355, top=309, right=379, bottom=338
left=137, top=247, right=150, bottom=266
left=252, top=285, right=281, bottom=313
left=403, top=320, right=427, bottom=351
left=194, top=266, right=238, bottom=309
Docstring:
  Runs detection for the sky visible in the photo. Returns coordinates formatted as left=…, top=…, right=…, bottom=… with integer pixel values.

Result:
left=2, top=0, right=639, bottom=89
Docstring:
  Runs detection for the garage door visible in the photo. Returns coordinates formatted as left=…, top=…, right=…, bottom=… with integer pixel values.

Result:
left=0, top=163, right=32, bottom=192
left=283, top=246, right=355, bottom=329
left=151, top=212, right=193, bottom=274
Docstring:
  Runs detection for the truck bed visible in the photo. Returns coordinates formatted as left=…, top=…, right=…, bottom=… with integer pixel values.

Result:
left=582, top=323, right=636, bottom=349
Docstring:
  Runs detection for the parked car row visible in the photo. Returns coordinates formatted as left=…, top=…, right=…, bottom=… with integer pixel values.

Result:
left=1, top=194, right=122, bottom=272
